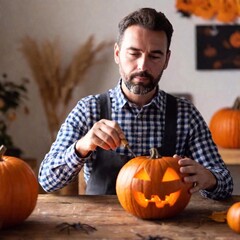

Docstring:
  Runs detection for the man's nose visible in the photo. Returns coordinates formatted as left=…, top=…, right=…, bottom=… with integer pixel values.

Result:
left=137, top=56, right=149, bottom=71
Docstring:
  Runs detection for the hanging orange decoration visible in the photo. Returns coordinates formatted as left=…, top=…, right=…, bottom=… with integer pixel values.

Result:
left=194, top=0, right=217, bottom=19
left=176, top=0, right=240, bottom=23
left=175, top=0, right=196, bottom=14
left=216, top=0, right=239, bottom=22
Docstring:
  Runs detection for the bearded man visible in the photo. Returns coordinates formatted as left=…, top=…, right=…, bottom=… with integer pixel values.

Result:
left=39, top=8, right=233, bottom=200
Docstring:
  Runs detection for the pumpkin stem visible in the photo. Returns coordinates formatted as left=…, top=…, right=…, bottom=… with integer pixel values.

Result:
left=149, top=148, right=162, bottom=159
left=233, top=97, right=240, bottom=110
left=0, top=145, right=7, bottom=161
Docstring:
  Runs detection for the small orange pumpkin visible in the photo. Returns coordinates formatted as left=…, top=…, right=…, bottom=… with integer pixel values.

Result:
left=227, top=202, right=240, bottom=234
left=116, top=148, right=192, bottom=219
left=0, top=145, right=38, bottom=229
left=230, top=31, right=240, bottom=48
left=209, top=97, right=240, bottom=149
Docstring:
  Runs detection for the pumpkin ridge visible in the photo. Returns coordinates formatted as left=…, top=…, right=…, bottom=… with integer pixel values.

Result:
left=132, top=160, right=148, bottom=215
left=227, top=202, right=240, bottom=233
left=209, top=97, right=240, bottom=148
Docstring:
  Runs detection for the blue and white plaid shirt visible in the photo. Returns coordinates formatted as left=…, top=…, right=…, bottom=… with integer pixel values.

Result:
left=38, top=80, right=233, bottom=199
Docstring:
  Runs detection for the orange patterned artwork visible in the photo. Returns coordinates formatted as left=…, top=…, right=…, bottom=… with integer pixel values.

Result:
left=196, top=25, right=240, bottom=70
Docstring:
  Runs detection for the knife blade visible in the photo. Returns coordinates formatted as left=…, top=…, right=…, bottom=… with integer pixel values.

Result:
left=121, top=139, right=136, bottom=158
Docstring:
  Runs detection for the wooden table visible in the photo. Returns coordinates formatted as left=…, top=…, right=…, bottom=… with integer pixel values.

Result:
left=1, top=194, right=240, bottom=239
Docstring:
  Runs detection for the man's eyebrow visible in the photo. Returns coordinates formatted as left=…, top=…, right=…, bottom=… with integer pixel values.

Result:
left=127, top=47, right=141, bottom=51
left=150, top=50, right=164, bottom=55
left=127, top=47, right=164, bottom=55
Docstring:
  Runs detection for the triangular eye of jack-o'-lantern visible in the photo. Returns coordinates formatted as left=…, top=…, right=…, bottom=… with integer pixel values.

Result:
left=116, top=148, right=192, bottom=219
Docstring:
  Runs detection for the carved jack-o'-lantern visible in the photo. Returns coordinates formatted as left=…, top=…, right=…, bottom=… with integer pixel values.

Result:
left=116, top=148, right=192, bottom=219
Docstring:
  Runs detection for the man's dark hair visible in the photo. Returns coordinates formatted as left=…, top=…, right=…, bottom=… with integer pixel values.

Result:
left=117, top=8, right=174, bottom=51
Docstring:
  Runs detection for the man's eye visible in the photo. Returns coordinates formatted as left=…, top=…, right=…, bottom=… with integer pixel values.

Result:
left=150, top=55, right=161, bottom=59
left=129, top=52, right=139, bottom=56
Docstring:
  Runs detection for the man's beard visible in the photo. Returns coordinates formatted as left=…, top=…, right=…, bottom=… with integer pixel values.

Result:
left=123, top=70, right=163, bottom=95
left=119, top=64, right=163, bottom=95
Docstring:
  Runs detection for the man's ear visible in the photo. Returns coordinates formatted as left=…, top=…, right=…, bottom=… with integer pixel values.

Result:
left=114, top=43, right=120, bottom=64
left=163, top=50, right=171, bottom=70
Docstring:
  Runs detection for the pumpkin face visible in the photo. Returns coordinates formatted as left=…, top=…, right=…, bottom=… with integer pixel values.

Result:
left=116, top=148, right=192, bottom=219
left=227, top=202, right=240, bottom=234
left=209, top=97, right=240, bottom=149
left=0, top=145, right=38, bottom=229
left=132, top=165, right=182, bottom=209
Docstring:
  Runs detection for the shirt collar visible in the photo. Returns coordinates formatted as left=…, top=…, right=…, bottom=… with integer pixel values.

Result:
left=110, top=79, right=166, bottom=112
left=111, top=79, right=127, bottom=110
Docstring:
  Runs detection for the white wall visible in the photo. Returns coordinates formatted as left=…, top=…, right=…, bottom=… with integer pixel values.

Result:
left=1, top=0, right=239, bottom=163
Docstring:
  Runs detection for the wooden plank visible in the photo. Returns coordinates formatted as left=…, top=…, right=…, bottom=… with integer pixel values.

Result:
left=1, top=194, right=240, bottom=239
left=218, top=148, right=240, bottom=165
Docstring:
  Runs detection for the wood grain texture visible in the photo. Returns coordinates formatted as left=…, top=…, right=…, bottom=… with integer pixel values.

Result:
left=1, top=194, right=240, bottom=239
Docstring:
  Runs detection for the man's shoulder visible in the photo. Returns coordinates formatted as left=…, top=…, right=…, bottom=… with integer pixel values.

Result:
left=78, top=93, right=102, bottom=105
left=75, top=88, right=117, bottom=111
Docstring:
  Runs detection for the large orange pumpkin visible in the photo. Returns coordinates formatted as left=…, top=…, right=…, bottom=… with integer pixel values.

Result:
left=227, top=202, right=240, bottom=234
left=116, top=148, right=192, bottom=219
left=0, top=145, right=38, bottom=229
left=209, top=97, right=240, bottom=149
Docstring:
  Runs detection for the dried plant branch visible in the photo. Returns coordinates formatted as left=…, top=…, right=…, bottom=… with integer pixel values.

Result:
left=20, top=35, right=111, bottom=141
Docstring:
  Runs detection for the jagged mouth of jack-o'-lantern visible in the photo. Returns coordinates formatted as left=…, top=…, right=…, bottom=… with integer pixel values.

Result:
left=132, top=167, right=182, bottom=208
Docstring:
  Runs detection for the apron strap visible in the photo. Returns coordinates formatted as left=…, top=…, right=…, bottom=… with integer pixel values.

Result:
left=158, top=94, right=177, bottom=156
left=99, top=92, right=111, bottom=120
left=85, top=92, right=123, bottom=195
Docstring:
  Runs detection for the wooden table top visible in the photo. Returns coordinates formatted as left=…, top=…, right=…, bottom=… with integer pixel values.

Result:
left=1, top=194, right=240, bottom=239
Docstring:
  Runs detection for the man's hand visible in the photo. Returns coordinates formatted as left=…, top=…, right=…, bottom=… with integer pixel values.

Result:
left=174, top=156, right=217, bottom=194
left=75, top=119, right=125, bottom=157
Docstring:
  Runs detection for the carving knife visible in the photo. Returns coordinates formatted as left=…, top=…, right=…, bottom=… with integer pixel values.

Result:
left=121, top=139, right=136, bottom=158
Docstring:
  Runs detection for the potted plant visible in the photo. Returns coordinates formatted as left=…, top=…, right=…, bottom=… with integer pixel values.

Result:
left=0, top=73, right=28, bottom=157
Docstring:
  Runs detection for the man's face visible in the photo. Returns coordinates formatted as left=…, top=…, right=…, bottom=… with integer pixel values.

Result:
left=114, top=25, right=171, bottom=95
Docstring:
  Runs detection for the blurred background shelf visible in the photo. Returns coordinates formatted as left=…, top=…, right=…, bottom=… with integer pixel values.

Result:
left=218, top=148, right=240, bottom=195
left=218, top=148, right=240, bottom=165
